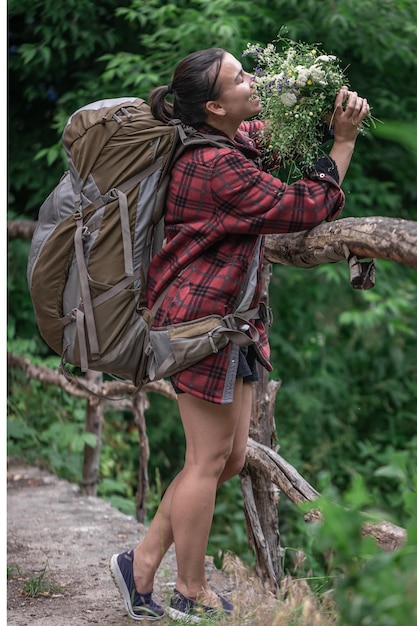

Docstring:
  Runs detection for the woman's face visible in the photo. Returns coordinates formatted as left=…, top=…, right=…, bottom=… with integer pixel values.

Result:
left=208, top=52, right=261, bottom=126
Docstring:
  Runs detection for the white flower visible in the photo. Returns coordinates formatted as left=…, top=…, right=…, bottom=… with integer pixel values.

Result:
left=280, top=92, right=297, bottom=107
left=316, top=54, right=337, bottom=62
left=296, top=65, right=310, bottom=87
left=309, top=64, right=326, bottom=84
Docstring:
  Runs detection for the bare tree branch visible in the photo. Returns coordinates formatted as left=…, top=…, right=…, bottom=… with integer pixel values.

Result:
left=265, top=216, right=417, bottom=268
left=7, top=352, right=176, bottom=402
left=246, top=438, right=319, bottom=504
left=7, top=220, right=37, bottom=240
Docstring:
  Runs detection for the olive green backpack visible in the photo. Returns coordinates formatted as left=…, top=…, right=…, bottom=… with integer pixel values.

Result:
left=27, top=97, right=262, bottom=389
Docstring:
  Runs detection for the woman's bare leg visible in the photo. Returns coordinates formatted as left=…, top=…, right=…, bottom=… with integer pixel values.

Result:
left=133, top=380, right=253, bottom=598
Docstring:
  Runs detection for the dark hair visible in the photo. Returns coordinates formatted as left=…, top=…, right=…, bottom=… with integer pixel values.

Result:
left=149, top=48, right=226, bottom=126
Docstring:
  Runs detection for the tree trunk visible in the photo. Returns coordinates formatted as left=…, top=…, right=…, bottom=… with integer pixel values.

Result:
left=240, top=262, right=282, bottom=592
left=81, top=371, right=104, bottom=496
left=132, top=392, right=151, bottom=524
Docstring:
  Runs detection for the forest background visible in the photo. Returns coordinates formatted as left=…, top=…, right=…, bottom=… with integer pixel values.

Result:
left=7, top=0, right=417, bottom=620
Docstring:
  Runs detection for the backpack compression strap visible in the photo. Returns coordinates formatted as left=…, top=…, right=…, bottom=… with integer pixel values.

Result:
left=73, top=200, right=100, bottom=363
left=70, top=157, right=167, bottom=370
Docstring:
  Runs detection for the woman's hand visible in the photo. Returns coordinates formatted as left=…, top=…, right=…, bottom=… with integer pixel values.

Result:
left=332, top=87, right=370, bottom=143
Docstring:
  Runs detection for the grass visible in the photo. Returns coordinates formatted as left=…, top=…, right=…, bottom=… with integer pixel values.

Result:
left=158, top=552, right=337, bottom=626
left=8, top=561, right=64, bottom=598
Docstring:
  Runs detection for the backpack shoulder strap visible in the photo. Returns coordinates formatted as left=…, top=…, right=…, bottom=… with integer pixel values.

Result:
left=172, top=120, right=235, bottom=149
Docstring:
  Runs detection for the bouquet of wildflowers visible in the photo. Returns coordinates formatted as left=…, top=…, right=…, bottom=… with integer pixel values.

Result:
left=243, top=32, right=369, bottom=174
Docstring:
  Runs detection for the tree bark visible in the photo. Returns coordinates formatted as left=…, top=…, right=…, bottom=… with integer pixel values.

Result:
left=7, top=219, right=37, bottom=240
left=132, top=392, right=150, bottom=524
left=240, top=375, right=282, bottom=593
left=7, top=352, right=176, bottom=401
left=264, top=216, right=417, bottom=269
left=240, top=262, right=282, bottom=593
left=81, top=370, right=104, bottom=496
left=246, top=438, right=319, bottom=504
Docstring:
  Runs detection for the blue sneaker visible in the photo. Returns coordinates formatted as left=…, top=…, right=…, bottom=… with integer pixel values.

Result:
left=110, top=550, right=164, bottom=621
left=167, top=588, right=233, bottom=623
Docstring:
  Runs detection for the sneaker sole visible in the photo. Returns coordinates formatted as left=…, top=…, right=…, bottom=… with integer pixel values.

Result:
left=167, top=606, right=202, bottom=624
left=110, top=554, right=163, bottom=621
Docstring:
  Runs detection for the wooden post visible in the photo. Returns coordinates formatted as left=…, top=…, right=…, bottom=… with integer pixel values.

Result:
left=81, top=370, right=104, bottom=495
left=240, top=262, right=282, bottom=593
left=132, top=392, right=150, bottom=524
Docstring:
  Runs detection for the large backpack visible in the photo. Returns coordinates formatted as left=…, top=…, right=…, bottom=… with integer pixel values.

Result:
left=27, top=97, right=261, bottom=389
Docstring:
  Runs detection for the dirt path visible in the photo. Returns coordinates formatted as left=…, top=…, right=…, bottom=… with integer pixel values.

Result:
left=7, top=461, right=232, bottom=625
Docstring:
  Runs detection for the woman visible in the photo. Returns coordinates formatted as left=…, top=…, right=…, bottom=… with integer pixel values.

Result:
left=110, top=47, right=369, bottom=622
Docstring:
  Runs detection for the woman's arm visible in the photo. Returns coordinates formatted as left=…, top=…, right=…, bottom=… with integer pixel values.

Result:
left=329, top=87, right=369, bottom=185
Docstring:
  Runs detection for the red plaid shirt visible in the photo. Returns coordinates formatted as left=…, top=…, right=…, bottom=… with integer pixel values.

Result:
left=147, top=120, right=344, bottom=403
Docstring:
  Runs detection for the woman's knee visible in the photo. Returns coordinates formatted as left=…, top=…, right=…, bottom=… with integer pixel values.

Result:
left=184, top=444, right=232, bottom=480
left=214, top=445, right=237, bottom=476
left=221, top=447, right=246, bottom=481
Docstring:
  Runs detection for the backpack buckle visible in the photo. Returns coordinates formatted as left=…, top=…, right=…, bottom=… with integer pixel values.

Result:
left=222, top=314, right=249, bottom=332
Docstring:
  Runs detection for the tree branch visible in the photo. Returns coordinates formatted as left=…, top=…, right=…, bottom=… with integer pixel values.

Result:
left=7, top=220, right=37, bottom=240
left=246, top=437, right=319, bottom=504
left=246, top=438, right=407, bottom=551
left=7, top=353, right=176, bottom=402
left=264, top=217, right=417, bottom=269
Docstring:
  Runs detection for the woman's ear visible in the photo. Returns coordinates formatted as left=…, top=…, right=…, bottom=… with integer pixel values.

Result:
left=205, top=100, right=227, bottom=117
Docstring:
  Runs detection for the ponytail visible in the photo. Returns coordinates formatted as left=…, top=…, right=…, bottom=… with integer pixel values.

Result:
left=149, top=85, right=174, bottom=123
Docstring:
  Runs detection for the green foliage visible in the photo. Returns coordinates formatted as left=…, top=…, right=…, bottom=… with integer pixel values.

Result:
left=8, top=0, right=133, bottom=213
left=10, top=0, right=417, bottom=216
left=269, top=260, right=417, bottom=530
left=8, top=236, right=40, bottom=343
left=373, top=121, right=417, bottom=165
left=105, top=0, right=253, bottom=88
left=297, top=467, right=417, bottom=625
left=7, top=368, right=95, bottom=482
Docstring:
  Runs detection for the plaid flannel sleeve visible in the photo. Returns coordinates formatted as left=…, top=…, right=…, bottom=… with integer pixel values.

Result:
left=210, top=149, right=344, bottom=235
